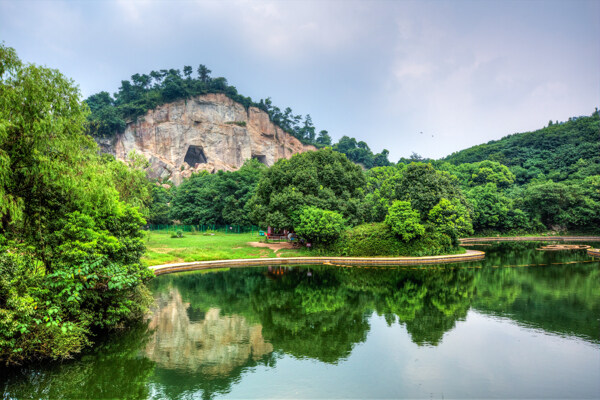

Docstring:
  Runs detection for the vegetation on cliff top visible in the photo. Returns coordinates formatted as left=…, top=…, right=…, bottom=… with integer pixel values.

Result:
left=85, top=64, right=392, bottom=168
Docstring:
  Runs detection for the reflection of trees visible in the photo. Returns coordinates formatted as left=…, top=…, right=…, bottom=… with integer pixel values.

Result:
left=168, top=266, right=477, bottom=360
left=336, top=267, right=475, bottom=346
left=0, top=324, right=155, bottom=399
left=252, top=268, right=371, bottom=363
left=473, top=248, right=600, bottom=343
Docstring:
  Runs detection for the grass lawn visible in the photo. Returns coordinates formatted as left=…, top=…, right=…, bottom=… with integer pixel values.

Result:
left=142, top=231, right=313, bottom=266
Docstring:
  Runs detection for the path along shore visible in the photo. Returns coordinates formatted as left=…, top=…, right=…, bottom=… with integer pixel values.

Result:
left=150, top=250, right=485, bottom=275
left=149, top=236, right=600, bottom=276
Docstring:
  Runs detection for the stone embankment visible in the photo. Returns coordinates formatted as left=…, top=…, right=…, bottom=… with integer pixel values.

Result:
left=150, top=250, right=485, bottom=276
left=588, top=248, right=600, bottom=257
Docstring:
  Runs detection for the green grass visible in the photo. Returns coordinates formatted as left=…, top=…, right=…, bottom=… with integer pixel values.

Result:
left=142, top=230, right=473, bottom=267
left=142, top=231, right=313, bottom=266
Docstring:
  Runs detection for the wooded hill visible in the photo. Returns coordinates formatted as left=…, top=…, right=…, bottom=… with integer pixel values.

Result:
left=443, top=112, right=600, bottom=185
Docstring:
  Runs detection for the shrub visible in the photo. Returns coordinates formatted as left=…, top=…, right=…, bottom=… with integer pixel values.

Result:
left=332, top=222, right=454, bottom=257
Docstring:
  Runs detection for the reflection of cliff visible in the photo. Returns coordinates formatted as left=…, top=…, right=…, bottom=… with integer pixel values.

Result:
left=145, top=288, right=272, bottom=375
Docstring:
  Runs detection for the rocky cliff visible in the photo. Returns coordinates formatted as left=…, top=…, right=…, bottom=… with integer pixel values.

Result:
left=96, top=93, right=315, bottom=185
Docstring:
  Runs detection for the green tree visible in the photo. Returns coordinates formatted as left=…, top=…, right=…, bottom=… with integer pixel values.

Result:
left=0, top=44, right=152, bottom=364
left=295, top=207, right=345, bottom=245
left=248, top=148, right=366, bottom=231
left=316, top=130, right=332, bottom=146
left=395, top=163, right=466, bottom=218
left=428, top=198, right=473, bottom=244
left=384, top=200, right=425, bottom=241
left=169, top=159, right=265, bottom=226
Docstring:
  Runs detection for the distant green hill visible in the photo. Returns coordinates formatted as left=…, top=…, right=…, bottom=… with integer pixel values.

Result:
left=443, top=111, right=600, bottom=184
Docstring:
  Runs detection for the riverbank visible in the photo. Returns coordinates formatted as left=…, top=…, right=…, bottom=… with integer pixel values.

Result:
left=460, top=236, right=600, bottom=243
left=150, top=250, right=486, bottom=275
left=588, top=248, right=600, bottom=257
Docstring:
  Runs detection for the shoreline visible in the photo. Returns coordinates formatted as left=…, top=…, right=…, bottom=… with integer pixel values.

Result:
left=148, top=237, right=600, bottom=276
left=460, top=236, right=600, bottom=243
left=150, top=250, right=486, bottom=275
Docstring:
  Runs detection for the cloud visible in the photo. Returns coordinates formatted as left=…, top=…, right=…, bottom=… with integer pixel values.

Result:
left=1, top=0, right=598, bottom=160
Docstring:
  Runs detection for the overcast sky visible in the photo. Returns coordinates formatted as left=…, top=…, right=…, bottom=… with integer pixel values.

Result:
left=1, top=0, right=598, bottom=160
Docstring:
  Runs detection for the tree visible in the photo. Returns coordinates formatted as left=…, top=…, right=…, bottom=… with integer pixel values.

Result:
left=295, top=207, right=345, bottom=245
left=316, top=130, right=332, bottom=146
left=521, top=180, right=598, bottom=229
left=395, top=163, right=466, bottom=219
left=0, top=44, right=152, bottom=364
left=169, top=159, right=265, bottom=226
left=248, top=148, right=366, bottom=231
left=197, top=64, right=212, bottom=83
left=384, top=200, right=425, bottom=242
left=469, top=160, right=515, bottom=187
left=428, top=198, right=473, bottom=244
left=183, top=65, right=193, bottom=79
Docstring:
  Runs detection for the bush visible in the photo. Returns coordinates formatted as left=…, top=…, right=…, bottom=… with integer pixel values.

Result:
left=331, top=222, right=454, bottom=257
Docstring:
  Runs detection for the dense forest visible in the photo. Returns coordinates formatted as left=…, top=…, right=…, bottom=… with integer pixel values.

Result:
left=85, top=65, right=392, bottom=168
left=157, top=111, right=600, bottom=241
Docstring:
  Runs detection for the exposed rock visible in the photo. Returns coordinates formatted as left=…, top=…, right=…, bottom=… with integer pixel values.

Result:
left=99, top=93, right=315, bottom=185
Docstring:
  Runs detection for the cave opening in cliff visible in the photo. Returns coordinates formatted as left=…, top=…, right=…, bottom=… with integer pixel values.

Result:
left=252, top=154, right=267, bottom=165
left=184, top=145, right=207, bottom=166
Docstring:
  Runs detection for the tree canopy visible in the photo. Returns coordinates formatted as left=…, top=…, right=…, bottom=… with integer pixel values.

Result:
left=0, top=44, right=152, bottom=365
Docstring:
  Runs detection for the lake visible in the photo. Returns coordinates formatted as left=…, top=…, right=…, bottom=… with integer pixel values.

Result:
left=2, top=241, right=599, bottom=399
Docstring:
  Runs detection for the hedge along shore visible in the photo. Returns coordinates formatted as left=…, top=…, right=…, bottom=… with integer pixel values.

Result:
left=460, top=236, right=600, bottom=243
left=150, top=250, right=486, bottom=276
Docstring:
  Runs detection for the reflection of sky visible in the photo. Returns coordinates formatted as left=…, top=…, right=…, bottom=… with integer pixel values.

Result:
left=215, top=311, right=600, bottom=399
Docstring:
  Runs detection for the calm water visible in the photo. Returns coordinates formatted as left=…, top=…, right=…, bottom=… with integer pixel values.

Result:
left=2, top=242, right=600, bottom=399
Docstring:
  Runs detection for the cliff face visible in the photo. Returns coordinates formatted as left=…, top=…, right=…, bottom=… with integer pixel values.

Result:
left=97, top=93, right=315, bottom=185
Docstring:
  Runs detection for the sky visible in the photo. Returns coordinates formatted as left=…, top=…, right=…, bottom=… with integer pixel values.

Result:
left=1, top=0, right=598, bottom=161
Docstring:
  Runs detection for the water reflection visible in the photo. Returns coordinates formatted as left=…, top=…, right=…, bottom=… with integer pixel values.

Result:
left=145, top=288, right=273, bottom=375
left=2, top=242, right=599, bottom=399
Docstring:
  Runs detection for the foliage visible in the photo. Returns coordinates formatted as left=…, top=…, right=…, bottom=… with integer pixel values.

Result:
left=332, top=222, right=454, bottom=257
left=248, top=148, right=366, bottom=231
left=169, top=159, right=265, bottom=226
left=384, top=200, right=425, bottom=241
left=333, top=136, right=391, bottom=168
left=0, top=44, right=151, bottom=365
left=295, top=207, right=346, bottom=245
left=521, top=180, right=599, bottom=230
left=395, top=163, right=467, bottom=218
left=466, top=183, right=530, bottom=232
left=147, top=184, right=172, bottom=225
left=427, top=198, right=474, bottom=244
left=444, top=111, right=600, bottom=185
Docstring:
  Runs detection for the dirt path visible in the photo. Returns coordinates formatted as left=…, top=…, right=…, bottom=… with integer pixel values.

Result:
left=247, top=241, right=295, bottom=253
